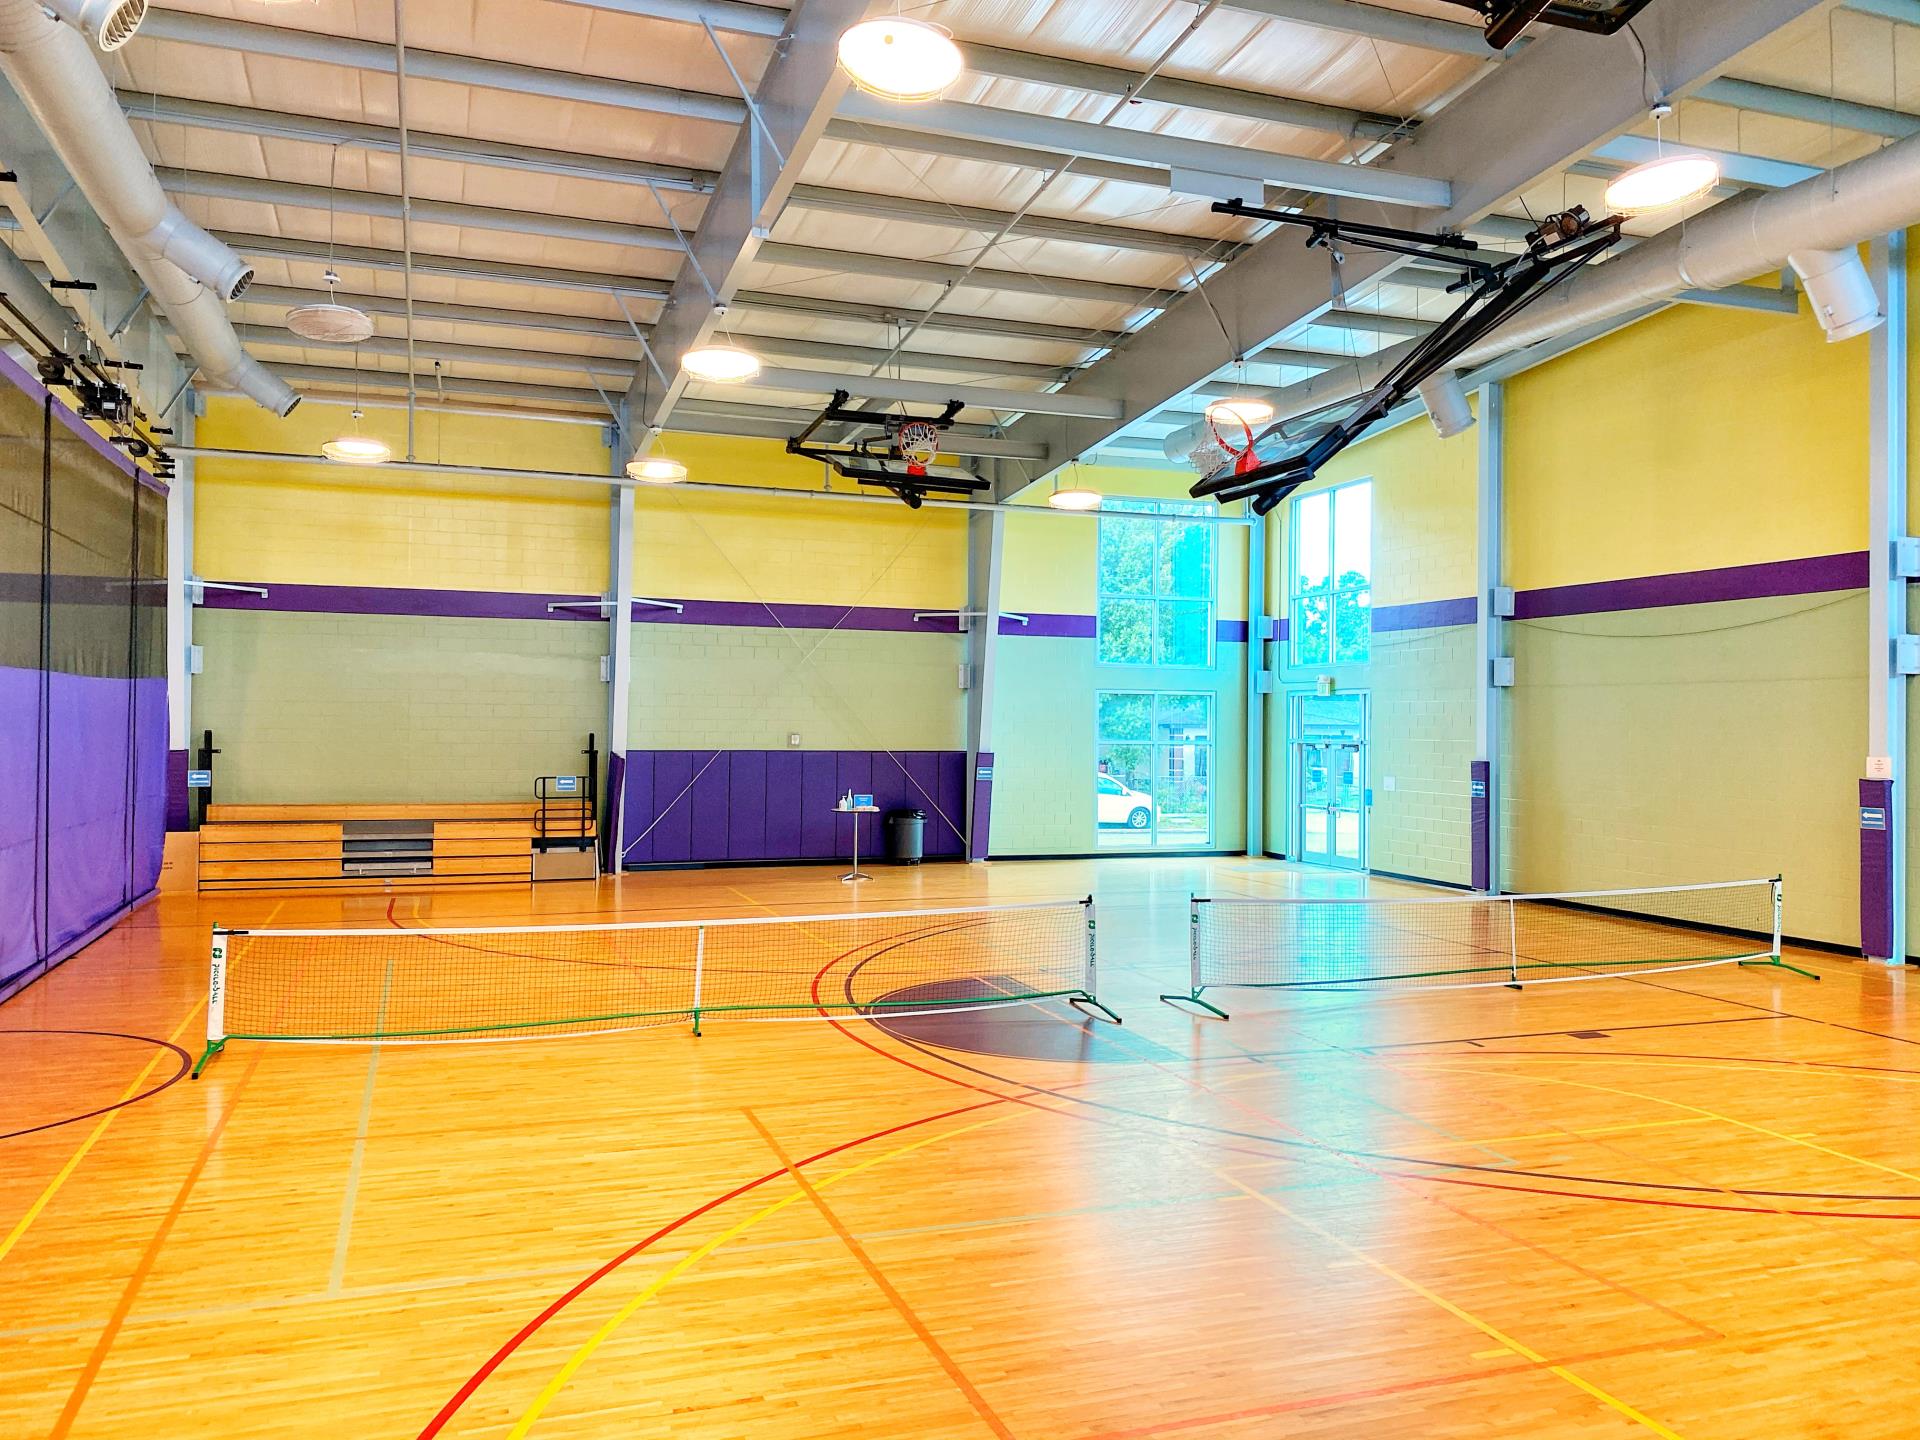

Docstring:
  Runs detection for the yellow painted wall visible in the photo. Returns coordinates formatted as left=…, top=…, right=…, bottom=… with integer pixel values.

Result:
left=194, top=397, right=612, bottom=594
left=1505, top=296, right=1869, bottom=591
left=633, top=434, right=967, bottom=608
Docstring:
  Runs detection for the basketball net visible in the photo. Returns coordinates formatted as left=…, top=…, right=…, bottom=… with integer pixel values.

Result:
left=1206, top=409, right=1261, bottom=476
left=896, top=421, right=940, bottom=477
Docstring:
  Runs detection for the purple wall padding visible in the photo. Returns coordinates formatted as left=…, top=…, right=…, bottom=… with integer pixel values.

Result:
left=167, top=746, right=191, bottom=832
left=0, top=669, right=164, bottom=992
left=620, top=750, right=968, bottom=867
left=1860, top=778, right=1895, bottom=959
left=601, top=751, right=626, bottom=871
left=969, top=750, right=995, bottom=862
left=1469, top=760, right=1491, bottom=892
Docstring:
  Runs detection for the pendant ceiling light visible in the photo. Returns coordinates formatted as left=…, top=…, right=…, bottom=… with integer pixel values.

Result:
left=1603, top=102, right=1719, bottom=216
left=287, top=269, right=374, bottom=343
left=680, top=342, right=761, bottom=383
left=837, top=16, right=963, bottom=103
left=626, top=454, right=688, bottom=484
left=321, top=410, right=391, bottom=465
left=1205, top=395, right=1275, bottom=428
left=1047, top=465, right=1101, bottom=512
left=288, top=152, right=373, bottom=341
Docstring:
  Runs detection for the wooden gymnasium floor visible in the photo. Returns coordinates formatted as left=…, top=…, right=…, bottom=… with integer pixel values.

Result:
left=4, top=856, right=1919, bottom=1440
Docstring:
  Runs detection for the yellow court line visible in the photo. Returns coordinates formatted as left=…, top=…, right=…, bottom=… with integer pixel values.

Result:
left=2, top=901, right=284, bottom=1270
left=508, top=1106, right=1024, bottom=1438
left=0, top=997, right=206, bottom=1269
left=1404, top=1059, right=1920, bottom=1188
left=1217, top=1170, right=1691, bottom=1440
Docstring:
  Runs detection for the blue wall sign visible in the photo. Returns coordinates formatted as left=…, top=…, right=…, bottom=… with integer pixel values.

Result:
left=554, top=775, right=579, bottom=794
left=1862, top=806, right=1888, bottom=830
left=187, top=769, right=212, bottom=789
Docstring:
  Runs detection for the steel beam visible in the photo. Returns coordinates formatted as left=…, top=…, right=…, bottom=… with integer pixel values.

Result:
left=215, top=228, right=1118, bottom=349
left=606, top=471, right=636, bottom=868
left=168, top=170, right=684, bottom=252
left=133, top=10, right=745, bottom=126
left=785, top=184, right=1235, bottom=259
left=1866, top=232, right=1910, bottom=963
left=556, top=0, right=788, bottom=35
left=995, top=0, right=1831, bottom=492
left=620, top=0, right=873, bottom=449
left=1219, top=0, right=1494, bottom=56
left=1473, top=381, right=1504, bottom=894
left=823, top=116, right=1172, bottom=190
left=754, top=240, right=1164, bottom=309
left=1695, top=77, right=1920, bottom=141
left=748, top=364, right=1120, bottom=419
left=837, top=92, right=1452, bottom=208
left=1591, top=135, right=1820, bottom=189
left=963, top=510, right=1005, bottom=861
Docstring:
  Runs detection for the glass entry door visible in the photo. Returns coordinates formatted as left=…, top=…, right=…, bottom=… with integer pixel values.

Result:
left=1291, top=694, right=1366, bottom=870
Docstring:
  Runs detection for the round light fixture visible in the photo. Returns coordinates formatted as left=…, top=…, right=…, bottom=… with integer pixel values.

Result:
left=626, top=455, right=688, bottom=484
left=321, top=410, right=391, bottom=465
left=1206, top=396, right=1274, bottom=428
left=837, top=17, right=964, bottom=103
left=1603, top=153, right=1719, bottom=216
left=681, top=343, right=761, bottom=383
left=1047, top=485, right=1102, bottom=512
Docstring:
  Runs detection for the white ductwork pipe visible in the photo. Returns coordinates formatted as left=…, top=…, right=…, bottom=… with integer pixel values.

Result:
left=1166, top=126, right=1920, bottom=455
left=1788, top=247, right=1883, bottom=342
left=0, top=0, right=298, bottom=415
left=1416, top=371, right=1476, bottom=438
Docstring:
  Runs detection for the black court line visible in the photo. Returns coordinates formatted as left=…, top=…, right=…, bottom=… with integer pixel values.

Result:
left=0, top=1030, right=192, bottom=1140
left=840, top=954, right=1920, bottom=1204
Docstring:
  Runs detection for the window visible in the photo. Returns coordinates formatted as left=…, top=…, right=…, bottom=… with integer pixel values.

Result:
left=1097, top=498, right=1214, bottom=667
left=1095, top=691, right=1213, bottom=849
left=1289, top=479, right=1371, bottom=667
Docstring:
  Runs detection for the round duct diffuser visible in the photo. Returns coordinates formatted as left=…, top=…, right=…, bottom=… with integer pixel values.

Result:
left=286, top=301, right=375, bottom=344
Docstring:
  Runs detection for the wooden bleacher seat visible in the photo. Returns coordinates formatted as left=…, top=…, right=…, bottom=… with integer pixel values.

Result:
left=197, top=800, right=596, bottom=892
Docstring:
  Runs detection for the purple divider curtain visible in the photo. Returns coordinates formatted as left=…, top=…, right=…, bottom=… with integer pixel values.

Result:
left=1, top=358, right=166, bottom=1002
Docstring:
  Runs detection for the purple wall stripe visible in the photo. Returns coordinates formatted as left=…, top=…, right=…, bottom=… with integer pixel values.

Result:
left=0, top=347, right=159, bottom=493
left=1004, top=612, right=1096, bottom=639
left=1860, top=777, right=1895, bottom=959
left=1469, top=759, right=1491, bottom=893
left=620, top=749, right=967, bottom=868
left=1215, top=619, right=1250, bottom=643
left=1513, top=550, right=1868, bottom=620
left=1374, top=597, right=1478, bottom=632
left=200, top=583, right=606, bottom=622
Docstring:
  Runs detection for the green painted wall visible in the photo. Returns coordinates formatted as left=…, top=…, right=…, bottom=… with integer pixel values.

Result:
left=625, top=625, right=966, bottom=751
left=191, top=610, right=604, bottom=802
left=990, top=635, right=1247, bottom=856
left=1504, top=592, right=1866, bottom=947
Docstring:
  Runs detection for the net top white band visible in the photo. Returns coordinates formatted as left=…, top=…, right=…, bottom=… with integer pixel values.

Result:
left=1195, top=877, right=1779, bottom=907
left=214, top=896, right=1090, bottom=939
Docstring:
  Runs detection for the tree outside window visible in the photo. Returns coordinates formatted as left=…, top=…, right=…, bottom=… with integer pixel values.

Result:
left=1097, top=498, right=1214, bottom=667
left=1289, top=480, right=1371, bottom=667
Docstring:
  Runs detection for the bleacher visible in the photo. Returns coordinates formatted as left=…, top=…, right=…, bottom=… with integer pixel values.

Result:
left=196, top=798, right=597, bottom=892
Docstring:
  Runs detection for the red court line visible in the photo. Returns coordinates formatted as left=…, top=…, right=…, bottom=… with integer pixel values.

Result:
left=418, top=919, right=1027, bottom=1439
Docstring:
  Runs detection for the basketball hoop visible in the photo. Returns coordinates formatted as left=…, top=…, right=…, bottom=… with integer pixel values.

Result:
left=1206, top=407, right=1262, bottom=477
left=896, top=421, right=940, bottom=477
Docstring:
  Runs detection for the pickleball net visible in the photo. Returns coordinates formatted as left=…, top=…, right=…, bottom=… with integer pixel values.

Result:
left=194, top=898, right=1115, bottom=1073
left=1164, top=878, right=1811, bottom=1017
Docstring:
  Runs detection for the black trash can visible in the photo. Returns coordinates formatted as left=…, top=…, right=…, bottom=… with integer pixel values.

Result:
left=885, top=808, right=926, bottom=864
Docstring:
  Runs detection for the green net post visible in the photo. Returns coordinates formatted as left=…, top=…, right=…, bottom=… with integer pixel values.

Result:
left=1741, top=876, right=1819, bottom=979
left=192, top=926, right=230, bottom=1077
left=1161, top=896, right=1229, bottom=1017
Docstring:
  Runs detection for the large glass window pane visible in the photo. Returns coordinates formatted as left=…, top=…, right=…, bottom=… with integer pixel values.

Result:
left=1097, top=690, right=1152, bottom=741
left=1156, top=741, right=1209, bottom=844
left=1293, top=490, right=1330, bottom=593
left=1333, top=589, right=1371, bottom=663
left=1096, top=742, right=1154, bottom=848
left=1292, top=593, right=1331, bottom=667
left=1097, top=598, right=1153, bottom=665
left=1099, top=516, right=1154, bottom=596
left=1156, top=599, right=1210, bottom=666
left=1333, top=482, right=1371, bottom=587
left=1156, top=692, right=1211, bottom=745
left=1157, top=520, right=1211, bottom=599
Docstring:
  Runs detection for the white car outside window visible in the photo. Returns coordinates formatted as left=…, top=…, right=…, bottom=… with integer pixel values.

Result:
left=1096, top=775, right=1154, bottom=829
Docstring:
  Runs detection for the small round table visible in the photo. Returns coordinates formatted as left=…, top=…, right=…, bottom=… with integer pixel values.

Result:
left=834, top=803, right=880, bottom=882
